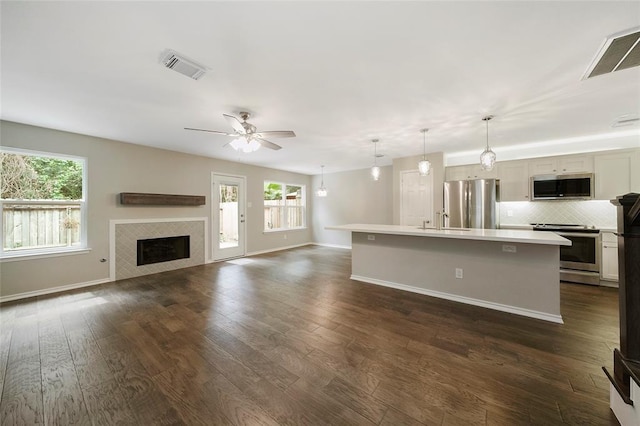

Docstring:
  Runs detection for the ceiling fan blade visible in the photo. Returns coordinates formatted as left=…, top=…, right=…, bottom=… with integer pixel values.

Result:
left=184, top=127, right=236, bottom=136
left=223, top=114, right=246, bottom=134
left=256, top=138, right=282, bottom=150
left=253, top=130, right=296, bottom=139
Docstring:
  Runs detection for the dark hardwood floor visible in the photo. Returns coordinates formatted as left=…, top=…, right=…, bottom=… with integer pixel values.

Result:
left=0, top=246, right=621, bottom=425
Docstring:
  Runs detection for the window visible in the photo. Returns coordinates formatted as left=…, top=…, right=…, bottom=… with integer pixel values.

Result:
left=1, top=148, right=87, bottom=256
left=264, top=181, right=305, bottom=231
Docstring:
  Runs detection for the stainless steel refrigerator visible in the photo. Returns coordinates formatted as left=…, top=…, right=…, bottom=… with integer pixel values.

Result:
left=443, top=179, right=500, bottom=229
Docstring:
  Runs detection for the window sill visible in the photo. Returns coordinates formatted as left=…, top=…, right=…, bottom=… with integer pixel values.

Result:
left=263, top=227, right=308, bottom=234
left=0, top=247, right=92, bottom=263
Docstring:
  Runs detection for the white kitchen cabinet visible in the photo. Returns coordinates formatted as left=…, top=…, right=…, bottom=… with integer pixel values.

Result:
left=445, top=164, right=498, bottom=181
left=529, top=155, right=593, bottom=175
left=601, top=232, right=619, bottom=282
left=445, top=165, right=470, bottom=181
left=497, top=160, right=530, bottom=201
left=595, top=152, right=632, bottom=200
left=529, top=158, right=559, bottom=175
left=560, top=155, right=593, bottom=173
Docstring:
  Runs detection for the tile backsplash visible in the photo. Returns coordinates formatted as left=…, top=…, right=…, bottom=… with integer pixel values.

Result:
left=500, top=200, right=617, bottom=229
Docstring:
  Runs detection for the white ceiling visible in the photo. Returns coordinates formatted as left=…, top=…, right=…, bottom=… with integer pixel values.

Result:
left=2, top=1, right=639, bottom=175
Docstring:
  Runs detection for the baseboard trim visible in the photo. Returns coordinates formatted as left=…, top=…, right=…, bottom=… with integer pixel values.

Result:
left=350, top=274, right=564, bottom=324
left=246, top=243, right=312, bottom=257
left=0, top=278, right=111, bottom=304
left=312, top=243, right=352, bottom=250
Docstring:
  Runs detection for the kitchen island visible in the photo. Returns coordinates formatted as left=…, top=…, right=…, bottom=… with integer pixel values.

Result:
left=327, top=224, right=571, bottom=323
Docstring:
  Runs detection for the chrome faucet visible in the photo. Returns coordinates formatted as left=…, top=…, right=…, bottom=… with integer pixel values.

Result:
left=436, top=211, right=449, bottom=230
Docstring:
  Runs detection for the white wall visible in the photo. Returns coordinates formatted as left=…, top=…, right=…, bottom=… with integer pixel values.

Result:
left=311, top=167, right=393, bottom=248
left=0, top=121, right=312, bottom=299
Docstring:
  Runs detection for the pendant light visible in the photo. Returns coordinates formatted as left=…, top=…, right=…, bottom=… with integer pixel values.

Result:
left=480, top=115, right=496, bottom=171
left=316, top=165, right=328, bottom=197
left=418, top=128, right=431, bottom=176
left=371, top=139, right=381, bottom=181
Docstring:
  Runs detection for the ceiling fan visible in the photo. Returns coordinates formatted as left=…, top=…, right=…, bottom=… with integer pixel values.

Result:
left=184, top=112, right=296, bottom=152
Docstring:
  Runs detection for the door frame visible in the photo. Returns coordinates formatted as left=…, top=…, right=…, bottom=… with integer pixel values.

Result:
left=211, top=173, right=247, bottom=261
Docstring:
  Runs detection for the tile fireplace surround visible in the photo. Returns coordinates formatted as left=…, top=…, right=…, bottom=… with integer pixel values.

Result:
left=110, top=218, right=207, bottom=281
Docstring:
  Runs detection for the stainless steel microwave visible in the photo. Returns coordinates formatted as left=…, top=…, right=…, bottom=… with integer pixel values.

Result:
left=530, top=173, right=594, bottom=200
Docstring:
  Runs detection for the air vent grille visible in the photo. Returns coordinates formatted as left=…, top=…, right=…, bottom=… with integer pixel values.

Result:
left=584, top=27, right=640, bottom=79
left=160, top=49, right=208, bottom=80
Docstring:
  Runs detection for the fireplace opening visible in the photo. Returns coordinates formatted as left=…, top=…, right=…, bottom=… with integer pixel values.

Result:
left=137, top=235, right=190, bottom=266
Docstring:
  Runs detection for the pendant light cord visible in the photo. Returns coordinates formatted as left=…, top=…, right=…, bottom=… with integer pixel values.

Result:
left=486, top=118, right=489, bottom=150
left=483, top=115, right=493, bottom=150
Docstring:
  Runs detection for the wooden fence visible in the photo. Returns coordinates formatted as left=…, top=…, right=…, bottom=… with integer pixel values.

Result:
left=2, top=205, right=81, bottom=250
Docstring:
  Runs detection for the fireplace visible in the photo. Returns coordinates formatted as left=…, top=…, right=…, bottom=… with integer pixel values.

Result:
left=112, top=218, right=206, bottom=280
left=137, top=235, right=190, bottom=266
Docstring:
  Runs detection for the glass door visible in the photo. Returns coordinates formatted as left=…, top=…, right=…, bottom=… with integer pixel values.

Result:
left=212, top=174, right=246, bottom=260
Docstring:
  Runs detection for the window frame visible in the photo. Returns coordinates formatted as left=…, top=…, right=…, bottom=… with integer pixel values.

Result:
left=263, top=181, right=306, bottom=232
left=0, top=147, right=88, bottom=259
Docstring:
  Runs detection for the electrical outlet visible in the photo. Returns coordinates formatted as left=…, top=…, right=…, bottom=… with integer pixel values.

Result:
left=502, top=245, right=517, bottom=253
left=368, top=235, right=375, bottom=241
left=283, top=234, right=287, bottom=240
left=507, top=210, right=514, bottom=217
left=455, top=268, right=463, bottom=279
left=247, top=201, right=252, bottom=208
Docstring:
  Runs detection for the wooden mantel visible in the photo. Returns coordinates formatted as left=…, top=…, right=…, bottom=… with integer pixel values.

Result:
left=119, top=192, right=206, bottom=206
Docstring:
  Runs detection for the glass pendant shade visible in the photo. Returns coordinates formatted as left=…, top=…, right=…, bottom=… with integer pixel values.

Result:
left=480, top=148, right=496, bottom=171
left=371, top=165, right=381, bottom=181
left=418, top=128, right=431, bottom=176
left=316, top=165, right=328, bottom=197
left=479, top=116, right=496, bottom=171
left=371, top=139, right=381, bottom=181
left=229, top=137, right=261, bottom=153
left=418, top=159, right=431, bottom=176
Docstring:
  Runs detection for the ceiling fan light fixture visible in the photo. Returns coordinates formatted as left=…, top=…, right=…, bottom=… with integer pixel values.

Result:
left=230, top=137, right=261, bottom=153
left=418, top=128, right=431, bottom=176
left=480, top=115, right=496, bottom=171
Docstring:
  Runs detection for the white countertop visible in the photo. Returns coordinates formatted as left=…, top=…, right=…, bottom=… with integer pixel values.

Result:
left=326, top=224, right=571, bottom=246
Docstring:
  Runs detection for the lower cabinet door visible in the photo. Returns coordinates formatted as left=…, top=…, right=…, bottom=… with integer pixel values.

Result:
left=601, top=243, right=619, bottom=281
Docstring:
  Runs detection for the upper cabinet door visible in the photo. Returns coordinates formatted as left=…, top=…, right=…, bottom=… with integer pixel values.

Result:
left=445, top=165, right=470, bottom=181
left=558, top=156, right=593, bottom=173
left=497, top=160, right=530, bottom=201
left=445, top=164, right=498, bottom=181
left=595, top=153, right=632, bottom=200
left=528, top=158, right=558, bottom=175
left=529, top=155, right=593, bottom=175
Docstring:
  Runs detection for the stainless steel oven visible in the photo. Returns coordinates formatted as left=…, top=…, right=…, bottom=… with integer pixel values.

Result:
left=533, top=224, right=601, bottom=285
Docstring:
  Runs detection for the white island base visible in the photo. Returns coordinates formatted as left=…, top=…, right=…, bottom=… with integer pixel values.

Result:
left=328, top=224, right=571, bottom=324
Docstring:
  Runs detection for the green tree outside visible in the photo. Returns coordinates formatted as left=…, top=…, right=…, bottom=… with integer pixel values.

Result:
left=1, top=153, right=83, bottom=200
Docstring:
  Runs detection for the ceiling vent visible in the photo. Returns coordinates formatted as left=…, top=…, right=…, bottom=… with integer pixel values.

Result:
left=583, top=27, right=640, bottom=79
left=160, top=49, right=208, bottom=80
left=612, top=114, right=640, bottom=128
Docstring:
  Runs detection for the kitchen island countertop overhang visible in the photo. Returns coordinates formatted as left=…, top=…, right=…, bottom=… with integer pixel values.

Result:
left=327, top=224, right=571, bottom=323
left=326, top=223, right=571, bottom=246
